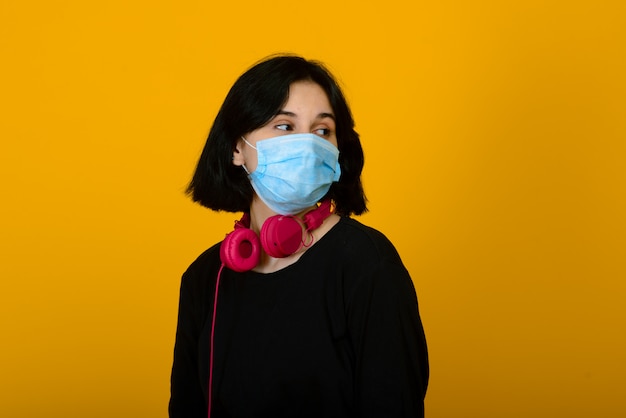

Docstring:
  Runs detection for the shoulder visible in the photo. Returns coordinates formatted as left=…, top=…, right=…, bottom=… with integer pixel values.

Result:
left=180, top=242, right=223, bottom=293
left=332, top=218, right=421, bottom=329
left=336, top=218, right=413, bottom=288
left=334, top=217, right=404, bottom=266
left=187, top=242, right=222, bottom=271
left=329, top=217, right=414, bottom=297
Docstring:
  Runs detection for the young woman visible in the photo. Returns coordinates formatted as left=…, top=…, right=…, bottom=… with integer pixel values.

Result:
left=170, top=55, right=429, bottom=418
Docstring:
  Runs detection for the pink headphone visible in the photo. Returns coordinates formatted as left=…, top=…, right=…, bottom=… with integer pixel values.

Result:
left=219, top=200, right=333, bottom=272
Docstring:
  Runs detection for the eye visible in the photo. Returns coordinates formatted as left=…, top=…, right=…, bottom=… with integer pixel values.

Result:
left=314, top=127, right=332, bottom=137
left=275, top=123, right=293, bottom=131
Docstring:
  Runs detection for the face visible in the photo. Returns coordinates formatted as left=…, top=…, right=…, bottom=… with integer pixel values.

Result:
left=233, top=80, right=338, bottom=173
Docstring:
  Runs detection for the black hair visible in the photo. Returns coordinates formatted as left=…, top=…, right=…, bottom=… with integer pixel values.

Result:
left=186, top=54, right=367, bottom=216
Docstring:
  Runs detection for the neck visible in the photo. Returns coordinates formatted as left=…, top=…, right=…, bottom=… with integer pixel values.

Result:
left=248, top=196, right=317, bottom=233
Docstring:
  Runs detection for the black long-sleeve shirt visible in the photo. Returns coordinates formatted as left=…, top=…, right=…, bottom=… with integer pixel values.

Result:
left=170, top=217, right=428, bottom=417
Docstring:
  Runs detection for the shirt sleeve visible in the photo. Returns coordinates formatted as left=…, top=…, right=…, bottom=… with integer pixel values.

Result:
left=169, top=268, right=208, bottom=418
left=346, top=256, right=429, bottom=418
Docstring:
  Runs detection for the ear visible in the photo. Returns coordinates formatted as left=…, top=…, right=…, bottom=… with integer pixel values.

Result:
left=232, top=138, right=246, bottom=167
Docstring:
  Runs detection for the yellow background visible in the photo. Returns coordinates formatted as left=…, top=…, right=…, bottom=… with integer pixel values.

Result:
left=1, top=1, right=625, bottom=417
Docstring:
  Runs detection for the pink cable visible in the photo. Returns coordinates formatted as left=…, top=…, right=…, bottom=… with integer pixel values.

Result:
left=208, top=263, right=225, bottom=418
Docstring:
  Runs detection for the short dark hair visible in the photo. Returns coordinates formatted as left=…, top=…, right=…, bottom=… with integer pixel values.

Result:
left=186, top=54, right=367, bottom=216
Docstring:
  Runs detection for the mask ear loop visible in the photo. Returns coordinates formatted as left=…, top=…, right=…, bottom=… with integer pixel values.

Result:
left=240, top=136, right=256, bottom=175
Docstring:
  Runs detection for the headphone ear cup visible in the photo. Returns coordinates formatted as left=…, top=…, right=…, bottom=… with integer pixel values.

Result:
left=260, top=215, right=303, bottom=258
left=220, top=228, right=261, bottom=272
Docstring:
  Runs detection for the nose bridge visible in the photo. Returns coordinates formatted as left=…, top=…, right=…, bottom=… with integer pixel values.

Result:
left=296, top=126, right=309, bottom=134
left=295, top=118, right=312, bottom=134
left=292, top=108, right=317, bottom=134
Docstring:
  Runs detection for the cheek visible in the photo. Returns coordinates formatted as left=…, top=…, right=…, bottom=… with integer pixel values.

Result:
left=243, top=148, right=259, bottom=173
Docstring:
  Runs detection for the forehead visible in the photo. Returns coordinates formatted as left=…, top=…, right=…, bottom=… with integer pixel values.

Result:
left=283, top=81, right=333, bottom=110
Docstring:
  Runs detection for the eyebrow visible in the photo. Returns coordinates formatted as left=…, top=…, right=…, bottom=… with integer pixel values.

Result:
left=276, top=110, right=336, bottom=121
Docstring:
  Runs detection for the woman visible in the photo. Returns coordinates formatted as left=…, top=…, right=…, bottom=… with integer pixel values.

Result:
left=170, top=55, right=429, bottom=418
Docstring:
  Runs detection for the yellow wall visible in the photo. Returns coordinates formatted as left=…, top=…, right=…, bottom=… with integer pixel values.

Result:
left=1, top=1, right=624, bottom=416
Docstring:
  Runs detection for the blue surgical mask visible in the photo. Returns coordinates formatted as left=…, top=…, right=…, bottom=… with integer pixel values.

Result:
left=242, top=133, right=341, bottom=215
